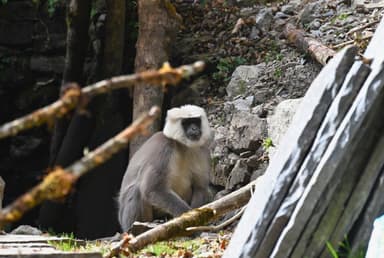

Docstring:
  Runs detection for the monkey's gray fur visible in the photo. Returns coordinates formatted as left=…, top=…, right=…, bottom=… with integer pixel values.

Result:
left=118, top=105, right=212, bottom=232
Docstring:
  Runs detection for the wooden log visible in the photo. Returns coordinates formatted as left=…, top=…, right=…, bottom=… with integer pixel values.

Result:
left=284, top=23, right=336, bottom=65
left=223, top=46, right=357, bottom=258
left=254, top=60, right=370, bottom=258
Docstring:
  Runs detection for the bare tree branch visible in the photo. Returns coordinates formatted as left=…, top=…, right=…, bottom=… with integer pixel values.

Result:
left=0, top=107, right=160, bottom=228
left=0, top=61, right=205, bottom=140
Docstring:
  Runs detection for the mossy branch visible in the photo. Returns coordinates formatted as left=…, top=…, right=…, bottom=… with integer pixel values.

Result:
left=0, top=107, right=160, bottom=228
left=0, top=61, right=205, bottom=140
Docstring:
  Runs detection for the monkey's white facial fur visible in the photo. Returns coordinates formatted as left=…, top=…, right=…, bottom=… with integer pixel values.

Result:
left=163, top=105, right=211, bottom=148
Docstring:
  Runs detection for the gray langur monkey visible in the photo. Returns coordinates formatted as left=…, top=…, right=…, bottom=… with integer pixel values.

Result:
left=118, top=105, right=212, bottom=232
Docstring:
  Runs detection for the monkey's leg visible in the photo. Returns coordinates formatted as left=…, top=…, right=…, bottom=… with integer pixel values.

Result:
left=119, top=185, right=152, bottom=232
left=191, top=186, right=211, bottom=208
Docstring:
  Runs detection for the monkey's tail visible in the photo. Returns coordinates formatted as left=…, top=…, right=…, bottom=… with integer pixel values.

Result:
left=118, top=184, right=141, bottom=232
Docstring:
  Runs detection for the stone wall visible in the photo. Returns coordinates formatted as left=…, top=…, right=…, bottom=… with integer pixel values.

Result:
left=0, top=0, right=66, bottom=225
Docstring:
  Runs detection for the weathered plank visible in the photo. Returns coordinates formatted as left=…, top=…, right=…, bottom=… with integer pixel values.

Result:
left=0, top=235, right=102, bottom=258
left=254, top=60, right=370, bottom=258
left=223, top=45, right=357, bottom=258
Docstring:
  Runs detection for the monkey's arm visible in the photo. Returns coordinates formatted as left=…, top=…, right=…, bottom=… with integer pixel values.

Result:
left=191, top=147, right=211, bottom=208
left=140, top=171, right=191, bottom=216
left=191, top=186, right=211, bottom=208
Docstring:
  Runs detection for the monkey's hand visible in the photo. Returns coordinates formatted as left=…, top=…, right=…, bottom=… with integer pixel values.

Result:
left=143, top=188, right=191, bottom=217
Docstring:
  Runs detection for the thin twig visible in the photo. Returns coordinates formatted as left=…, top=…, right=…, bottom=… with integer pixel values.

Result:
left=0, top=107, right=160, bottom=228
left=346, top=19, right=379, bottom=35
left=331, top=34, right=373, bottom=49
left=186, top=205, right=247, bottom=232
left=0, top=61, right=205, bottom=140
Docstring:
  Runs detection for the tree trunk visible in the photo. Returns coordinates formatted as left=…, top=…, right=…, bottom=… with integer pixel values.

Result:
left=130, top=0, right=179, bottom=156
left=103, top=0, right=126, bottom=78
left=49, top=0, right=92, bottom=167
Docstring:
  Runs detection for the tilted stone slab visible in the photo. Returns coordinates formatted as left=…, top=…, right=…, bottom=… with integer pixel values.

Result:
left=254, top=59, right=370, bottom=258
left=317, top=133, right=384, bottom=257
left=271, top=17, right=384, bottom=257
left=223, top=45, right=357, bottom=258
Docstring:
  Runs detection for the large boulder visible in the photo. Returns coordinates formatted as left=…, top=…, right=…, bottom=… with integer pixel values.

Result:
left=267, top=98, right=302, bottom=157
left=227, top=110, right=267, bottom=153
left=226, top=64, right=266, bottom=99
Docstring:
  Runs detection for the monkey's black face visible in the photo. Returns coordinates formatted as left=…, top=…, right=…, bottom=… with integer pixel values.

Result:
left=182, top=117, right=202, bottom=141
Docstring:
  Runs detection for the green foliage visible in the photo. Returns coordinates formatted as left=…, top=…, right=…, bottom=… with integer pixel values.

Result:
left=48, top=233, right=79, bottom=252
left=327, top=242, right=339, bottom=258
left=47, top=0, right=61, bottom=17
left=264, top=40, right=283, bottom=63
left=212, top=56, right=247, bottom=83
left=326, top=238, right=366, bottom=258
left=142, top=239, right=201, bottom=256
left=273, top=67, right=282, bottom=78
left=262, top=137, right=274, bottom=150
left=0, top=0, right=8, bottom=5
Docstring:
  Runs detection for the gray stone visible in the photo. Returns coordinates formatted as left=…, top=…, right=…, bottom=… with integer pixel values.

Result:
left=11, top=225, right=42, bottom=235
left=252, top=105, right=268, bottom=118
left=226, top=64, right=266, bottom=99
left=212, top=126, right=229, bottom=158
left=274, top=12, right=290, bottom=19
left=267, top=98, right=302, bottom=158
left=227, top=110, right=267, bottom=153
left=255, top=9, right=273, bottom=32
left=226, top=159, right=250, bottom=190
left=246, top=154, right=260, bottom=168
left=281, top=4, right=295, bottom=15
left=250, top=26, right=261, bottom=40
left=230, top=96, right=254, bottom=111
left=250, top=162, right=268, bottom=181
left=309, top=19, right=321, bottom=30
left=298, top=2, right=320, bottom=25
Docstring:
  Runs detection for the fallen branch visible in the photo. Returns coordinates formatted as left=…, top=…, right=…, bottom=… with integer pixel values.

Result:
left=0, top=61, right=204, bottom=140
left=346, top=19, right=379, bottom=35
left=104, top=179, right=259, bottom=258
left=283, top=23, right=336, bottom=65
left=0, top=107, right=160, bottom=228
